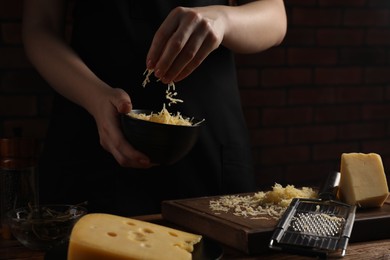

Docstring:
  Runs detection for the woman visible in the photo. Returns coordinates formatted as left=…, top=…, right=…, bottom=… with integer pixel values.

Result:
left=22, top=0, right=287, bottom=216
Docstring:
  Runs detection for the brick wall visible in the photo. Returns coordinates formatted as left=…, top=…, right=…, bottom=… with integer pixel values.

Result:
left=0, top=0, right=53, bottom=140
left=1, top=0, right=389, bottom=189
left=237, top=0, right=390, bottom=188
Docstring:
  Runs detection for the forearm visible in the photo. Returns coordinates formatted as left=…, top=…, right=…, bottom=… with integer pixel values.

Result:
left=25, top=33, right=110, bottom=113
left=22, top=1, right=111, bottom=116
left=221, top=0, right=287, bottom=53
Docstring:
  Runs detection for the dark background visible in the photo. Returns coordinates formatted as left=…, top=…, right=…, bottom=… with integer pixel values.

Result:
left=1, top=0, right=389, bottom=189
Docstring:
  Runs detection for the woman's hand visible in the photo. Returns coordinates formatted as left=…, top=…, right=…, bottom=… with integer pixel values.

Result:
left=146, top=6, right=226, bottom=84
left=146, top=0, right=286, bottom=83
left=91, top=87, right=154, bottom=169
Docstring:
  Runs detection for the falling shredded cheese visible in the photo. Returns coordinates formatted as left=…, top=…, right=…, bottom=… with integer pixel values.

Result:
left=142, top=69, right=153, bottom=88
left=209, top=183, right=317, bottom=220
left=165, top=82, right=183, bottom=106
left=142, top=69, right=183, bottom=106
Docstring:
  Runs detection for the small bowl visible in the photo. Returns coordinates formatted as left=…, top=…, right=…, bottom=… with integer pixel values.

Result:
left=6, top=204, right=87, bottom=251
left=121, top=109, right=204, bottom=165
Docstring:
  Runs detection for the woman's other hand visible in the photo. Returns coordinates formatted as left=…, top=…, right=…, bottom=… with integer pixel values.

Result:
left=146, top=0, right=287, bottom=83
left=91, top=87, right=153, bottom=169
left=146, top=6, right=225, bottom=84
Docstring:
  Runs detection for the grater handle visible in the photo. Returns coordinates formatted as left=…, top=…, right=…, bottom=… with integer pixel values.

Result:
left=269, top=198, right=300, bottom=247
left=318, top=171, right=341, bottom=200
left=338, top=205, right=357, bottom=256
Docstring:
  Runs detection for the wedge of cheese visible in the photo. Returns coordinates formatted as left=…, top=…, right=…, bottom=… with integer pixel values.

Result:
left=339, top=153, right=389, bottom=208
left=68, top=213, right=202, bottom=260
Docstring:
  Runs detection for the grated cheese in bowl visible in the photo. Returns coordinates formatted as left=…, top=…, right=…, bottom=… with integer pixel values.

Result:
left=209, top=183, right=317, bottom=220
left=128, top=104, right=195, bottom=126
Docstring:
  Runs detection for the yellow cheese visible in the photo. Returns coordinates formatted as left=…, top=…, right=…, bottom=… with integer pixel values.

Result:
left=68, top=213, right=202, bottom=260
left=339, top=153, right=389, bottom=208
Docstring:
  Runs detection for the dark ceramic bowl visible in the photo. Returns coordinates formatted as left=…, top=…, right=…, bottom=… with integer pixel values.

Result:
left=6, top=204, right=87, bottom=251
left=120, top=109, right=204, bottom=165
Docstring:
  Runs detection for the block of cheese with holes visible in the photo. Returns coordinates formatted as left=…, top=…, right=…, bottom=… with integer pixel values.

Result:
left=67, top=213, right=202, bottom=260
left=339, top=153, right=389, bottom=208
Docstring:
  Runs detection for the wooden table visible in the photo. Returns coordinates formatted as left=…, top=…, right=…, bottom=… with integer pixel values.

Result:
left=2, top=214, right=390, bottom=260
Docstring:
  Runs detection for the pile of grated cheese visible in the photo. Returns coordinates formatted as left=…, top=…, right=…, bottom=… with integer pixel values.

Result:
left=128, top=104, right=193, bottom=126
left=209, top=183, right=317, bottom=220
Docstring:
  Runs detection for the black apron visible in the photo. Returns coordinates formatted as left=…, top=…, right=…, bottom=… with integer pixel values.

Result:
left=38, top=0, right=255, bottom=216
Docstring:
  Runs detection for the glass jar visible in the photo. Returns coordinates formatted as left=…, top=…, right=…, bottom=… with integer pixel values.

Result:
left=0, top=138, right=39, bottom=239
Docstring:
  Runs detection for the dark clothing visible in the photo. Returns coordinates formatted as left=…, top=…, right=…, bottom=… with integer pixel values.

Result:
left=38, top=0, right=255, bottom=216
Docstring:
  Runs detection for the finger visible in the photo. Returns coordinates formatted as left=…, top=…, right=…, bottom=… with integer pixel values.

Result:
left=153, top=10, right=200, bottom=79
left=116, top=101, right=132, bottom=114
left=111, top=88, right=132, bottom=114
left=161, top=25, right=209, bottom=83
left=174, top=33, right=218, bottom=82
left=104, top=124, right=153, bottom=168
left=112, top=142, right=153, bottom=168
left=146, top=8, right=183, bottom=69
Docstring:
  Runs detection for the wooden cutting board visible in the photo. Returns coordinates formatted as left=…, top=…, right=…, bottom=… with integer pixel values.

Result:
left=161, top=194, right=390, bottom=255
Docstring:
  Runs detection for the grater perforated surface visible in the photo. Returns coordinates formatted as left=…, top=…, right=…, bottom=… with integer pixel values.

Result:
left=269, top=172, right=356, bottom=257
left=291, top=211, right=343, bottom=237
left=277, top=200, right=351, bottom=251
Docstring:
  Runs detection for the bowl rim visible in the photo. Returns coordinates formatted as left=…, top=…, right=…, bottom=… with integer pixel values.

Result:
left=122, top=109, right=205, bottom=128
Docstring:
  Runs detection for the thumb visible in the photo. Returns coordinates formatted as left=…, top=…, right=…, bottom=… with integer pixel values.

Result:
left=117, top=100, right=132, bottom=114
left=112, top=89, right=132, bottom=114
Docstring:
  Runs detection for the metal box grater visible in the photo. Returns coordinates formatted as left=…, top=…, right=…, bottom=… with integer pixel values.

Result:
left=269, top=172, right=356, bottom=257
